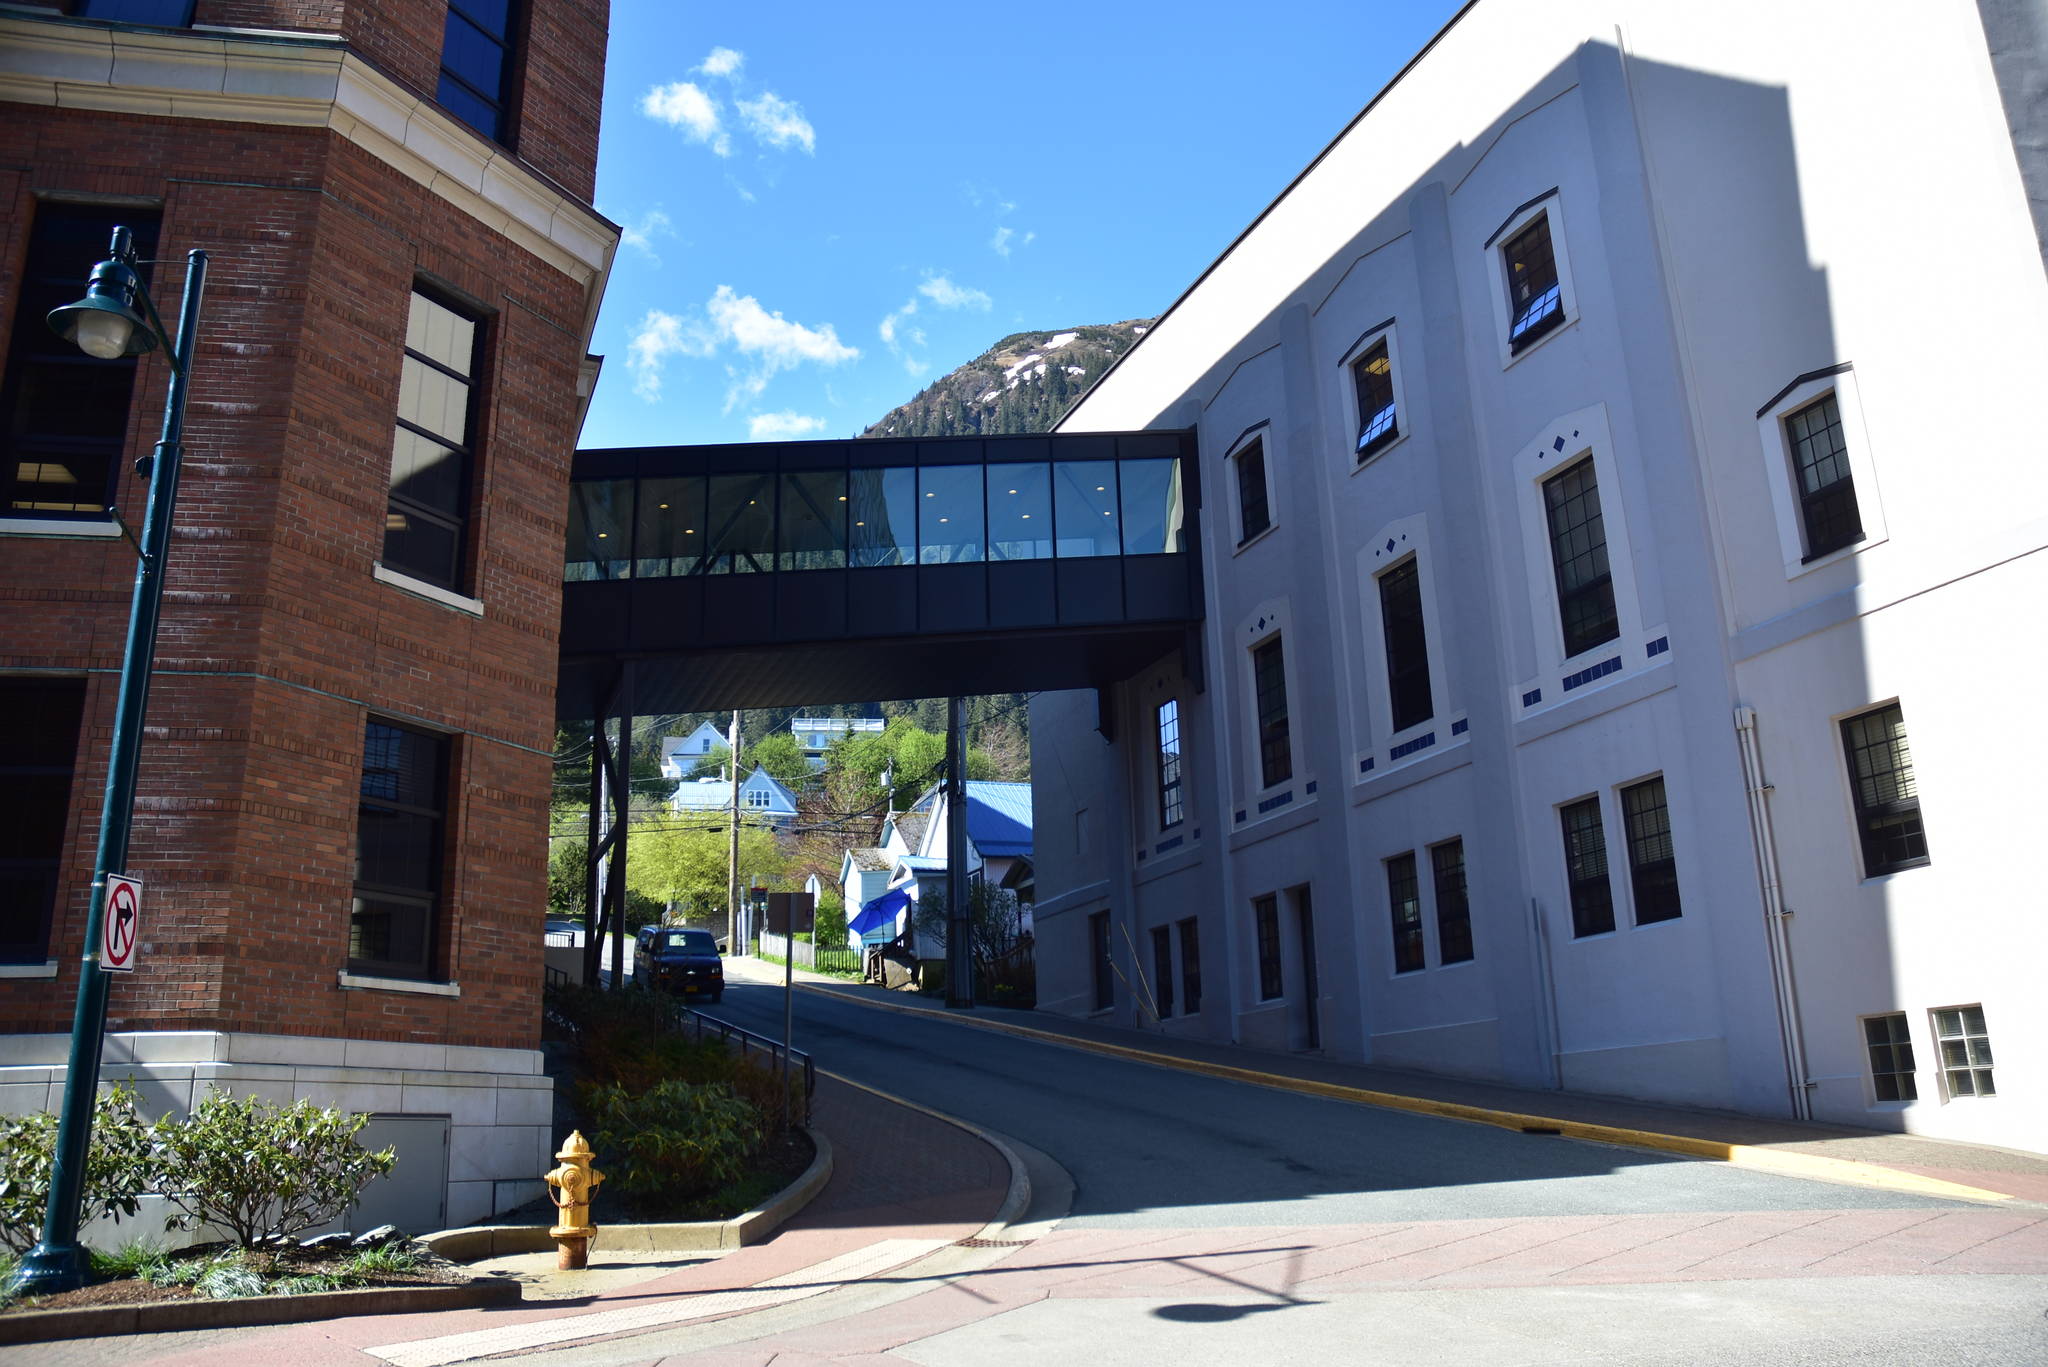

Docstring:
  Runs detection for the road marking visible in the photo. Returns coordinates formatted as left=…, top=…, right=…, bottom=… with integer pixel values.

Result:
left=364, top=1237, right=950, bottom=1366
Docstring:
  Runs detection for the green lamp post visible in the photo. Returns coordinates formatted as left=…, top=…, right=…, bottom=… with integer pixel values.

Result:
left=9, top=227, right=208, bottom=1297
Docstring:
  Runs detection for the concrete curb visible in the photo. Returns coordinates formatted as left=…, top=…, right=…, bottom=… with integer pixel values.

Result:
left=816, top=1070, right=1033, bottom=1240
left=0, top=1275, right=522, bottom=1346
left=421, top=1124, right=835, bottom=1259
left=799, top=983, right=2016, bottom=1206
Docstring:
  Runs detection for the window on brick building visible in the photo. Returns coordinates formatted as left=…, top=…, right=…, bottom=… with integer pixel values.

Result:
left=385, top=288, right=483, bottom=592
left=0, top=679, right=86, bottom=964
left=352, top=719, right=450, bottom=980
left=2, top=204, right=159, bottom=520
left=439, top=0, right=520, bottom=143
left=72, top=1, right=195, bottom=23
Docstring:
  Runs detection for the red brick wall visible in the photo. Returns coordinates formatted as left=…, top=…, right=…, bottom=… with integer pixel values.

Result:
left=0, top=90, right=595, bottom=1050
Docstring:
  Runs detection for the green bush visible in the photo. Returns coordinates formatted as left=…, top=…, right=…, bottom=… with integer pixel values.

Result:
left=0, top=1083, right=160, bottom=1255
left=155, top=1092, right=395, bottom=1249
left=585, top=1080, right=760, bottom=1210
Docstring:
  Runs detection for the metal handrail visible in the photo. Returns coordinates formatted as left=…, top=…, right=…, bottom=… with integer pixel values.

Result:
left=678, top=1003, right=815, bottom=1125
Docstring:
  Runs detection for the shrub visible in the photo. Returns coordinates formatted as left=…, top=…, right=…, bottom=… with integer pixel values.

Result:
left=155, top=1092, right=396, bottom=1249
left=585, top=1080, right=760, bottom=1211
left=0, top=1083, right=160, bottom=1255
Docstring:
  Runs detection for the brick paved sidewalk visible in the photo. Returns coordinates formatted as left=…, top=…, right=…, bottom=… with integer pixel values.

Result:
left=1, top=1073, right=1010, bottom=1367
left=794, top=975, right=2048, bottom=1205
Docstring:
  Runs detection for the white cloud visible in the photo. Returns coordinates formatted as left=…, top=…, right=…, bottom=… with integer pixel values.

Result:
left=627, top=309, right=713, bottom=400
left=697, top=46, right=743, bottom=78
left=749, top=411, right=827, bottom=440
left=918, top=274, right=992, bottom=311
left=641, top=82, right=729, bottom=157
left=725, top=176, right=757, bottom=204
left=618, top=209, right=674, bottom=261
left=990, top=226, right=1014, bottom=258
left=700, top=285, right=858, bottom=410
left=878, top=302, right=914, bottom=346
left=736, top=92, right=816, bottom=153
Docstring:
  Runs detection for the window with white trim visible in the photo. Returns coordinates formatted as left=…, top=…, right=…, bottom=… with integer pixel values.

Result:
left=1156, top=698, right=1184, bottom=829
left=1840, top=702, right=1929, bottom=877
left=1755, top=366, right=1886, bottom=576
left=1931, top=1006, right=1995, bottom=1098
left=1785, top=392, right=1861, bottom=561
left=1232, top=436, right=1271, bottom=544
left=1620, top=775, right=1681, bottom=925
left=387, top=288, right=484, bottom=592
left=1431, top=838, right=1473, bottom=965
left=1377, top=556, right=1433, bottom=733
left=1541, top=458, right=1619, bottom=660
left=1559, top=795, right=1614, bottom=938
left=1386, top=852, right=1423, bottom=974
left=1351, top=335, right=1399, bottom=461
left=1503, top=213, right=1565, bottom=352
left=1251, top=635, right=1291, bottom=788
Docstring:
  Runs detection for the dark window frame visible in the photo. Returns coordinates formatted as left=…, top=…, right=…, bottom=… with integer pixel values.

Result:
left=1254, top=893, right=1283, bottom=1000
left=384, top=284, right=486, bottom=593
left=1156, top=698, right=1184, bottom=830
left=1840, top=702, right=1930, bottom=877
left=1430, top=838, right=1473, bottom=966
left=1559, top=795, right=1615, bottom=938
left=1351, top=335, right=1399, bottom=461
left=1862, top=1012, right=1917, bottom=1103
left=1386, top=852, right=1424, bottom=974
left=1541, top=457, right=1620, bottom=660
left=1251, top=636, right=1291, bottom=789
left=1377, top=556, right=1433, bottom=733
left=1089, top=910, right=1112, bottom=1011
left=1, top=203, right=160, bottom=520
left=1620, top=775, right=1682, bottom=925
left=1178, top=916, right=1201, bottom=1015
left=437, top=0, right=525, bottom=145
left=72, top=0, right=196, bottom=23
left=351, top=717, right=452, bottom=981
left=0, top=678, right=87, bottom=965
left=1233, top=437, right=1270, bottom=544
left=1503, top=212, right=1565, bottom=352
left=1785, top=391, right=1863, bottom=562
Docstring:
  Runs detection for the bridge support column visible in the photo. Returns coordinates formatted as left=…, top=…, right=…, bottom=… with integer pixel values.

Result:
left=945, top=695, right=974, bottom=1009
left=582, top=665, right=632, bottom=987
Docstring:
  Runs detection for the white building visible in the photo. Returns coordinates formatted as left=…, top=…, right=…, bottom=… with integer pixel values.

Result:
left=665, top=764, right=800, bottom=829
left=788, top=716, right=886, bottom=770
left=1033, top=0, right=2048, bottom=1154
left=658, top=721, right=727, bottom=775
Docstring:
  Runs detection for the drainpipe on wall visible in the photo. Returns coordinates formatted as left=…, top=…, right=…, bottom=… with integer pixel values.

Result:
left=1735, top=705, right=1814, bottom=1120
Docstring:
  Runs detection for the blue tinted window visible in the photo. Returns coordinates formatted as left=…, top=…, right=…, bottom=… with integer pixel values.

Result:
left=77, top=0, right=194, bottom=25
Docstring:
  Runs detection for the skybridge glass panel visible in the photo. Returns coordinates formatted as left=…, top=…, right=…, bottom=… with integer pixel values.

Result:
left=1118, top=458, right=1182, bottom=555
left=918, top=465, right=984, bottom=564
left=849, top=467, right=916, bottom=566
left=778, top=470, right=848, bottom=571
left=634, top=475, right=705, bottom=578
left=705, top=472, right=775, bottom=574
left=1054, top=461, right=1120, bottom=557
left=987, top=463, right=1052, bottom=560
left=564, top=478, right=632, bottom=581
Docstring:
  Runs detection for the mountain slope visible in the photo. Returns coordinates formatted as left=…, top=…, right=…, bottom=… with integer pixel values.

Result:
left=863, top=319, right=1153, bottom=439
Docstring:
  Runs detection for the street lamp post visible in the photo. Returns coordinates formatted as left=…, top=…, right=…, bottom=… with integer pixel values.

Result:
left=10, top=228, right=208, bottom=1297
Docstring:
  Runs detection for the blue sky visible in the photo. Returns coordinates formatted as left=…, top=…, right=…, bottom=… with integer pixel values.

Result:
left=580, top=2, right=1469, bottom=450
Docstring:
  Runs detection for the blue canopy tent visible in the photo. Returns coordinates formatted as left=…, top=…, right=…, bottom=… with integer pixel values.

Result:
left=850, top=887, right=912, bottom=946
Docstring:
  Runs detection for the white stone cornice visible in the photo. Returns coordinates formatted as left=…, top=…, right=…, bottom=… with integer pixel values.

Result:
left=0, top=15, right=618, bottom=321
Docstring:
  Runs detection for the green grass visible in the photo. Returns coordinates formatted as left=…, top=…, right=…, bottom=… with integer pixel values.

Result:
left=89, top=1238, right=169, bottom=1282
left=338, top=1244, right=425, bottom=1279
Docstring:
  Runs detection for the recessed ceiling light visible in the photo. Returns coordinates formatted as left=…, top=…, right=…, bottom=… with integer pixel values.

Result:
left=1021, top=514, right=1031, bottom=519
left=658, top=503, right=670, bottom=509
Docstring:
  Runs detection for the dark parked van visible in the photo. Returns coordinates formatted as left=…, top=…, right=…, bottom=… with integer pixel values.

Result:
left=633, top=926, right=725, bottom=1001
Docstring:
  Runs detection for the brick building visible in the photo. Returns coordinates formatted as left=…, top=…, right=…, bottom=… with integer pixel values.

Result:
left=0, top=0, right=615, bottom=1229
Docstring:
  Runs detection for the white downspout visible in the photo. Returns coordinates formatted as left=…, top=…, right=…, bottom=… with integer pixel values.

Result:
left=1735, top=705, right=1813, bottom=1120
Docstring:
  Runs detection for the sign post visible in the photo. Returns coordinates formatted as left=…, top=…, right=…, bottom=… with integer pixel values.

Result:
left=101, top=874, right=142, bottom=973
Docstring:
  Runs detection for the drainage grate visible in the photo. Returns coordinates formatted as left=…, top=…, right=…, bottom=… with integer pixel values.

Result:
left=954, top=1237, right=1033, bottom=1248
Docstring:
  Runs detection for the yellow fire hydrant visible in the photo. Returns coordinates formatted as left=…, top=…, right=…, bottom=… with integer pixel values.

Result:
left=544, top=1130, right=604, bottom=1270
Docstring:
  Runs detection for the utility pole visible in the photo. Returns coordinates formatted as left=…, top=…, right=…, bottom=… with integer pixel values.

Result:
left=945, top=696, right=973, bottom=1008
left=725, top=708, right=742, bottom=951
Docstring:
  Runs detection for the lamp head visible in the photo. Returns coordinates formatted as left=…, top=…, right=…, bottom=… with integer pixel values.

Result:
left=47, top=228, right=156, bottom=361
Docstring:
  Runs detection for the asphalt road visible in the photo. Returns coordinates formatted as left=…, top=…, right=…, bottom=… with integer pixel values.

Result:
left=704, top=977, right=1972, bottom=1229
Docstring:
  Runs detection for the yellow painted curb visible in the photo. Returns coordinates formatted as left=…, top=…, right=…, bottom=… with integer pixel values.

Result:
left=800, top=984, right=2014, bottom=1206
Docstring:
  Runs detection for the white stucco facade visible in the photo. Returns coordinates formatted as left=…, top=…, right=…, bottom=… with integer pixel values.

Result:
left=1034, top=1, right=2048, bottom=1153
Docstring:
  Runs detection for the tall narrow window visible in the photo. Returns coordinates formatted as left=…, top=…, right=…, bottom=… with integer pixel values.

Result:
left=1378, top=558, right=1433, bottom=732
left=75, top=0, right=195, bottom=20
left=439, top=0, right=519, bottom=143
left=1150, top=925, right=1173, bottom=1018
left=1931, top=1006, right=1995, bottom=1098
left=0, top=679, right=86, bottom=965
left=1863, top=1013, right=1916, bottom=1102
left=1352, top=337, right=1398, bottom=460
left=1559, top=796, right=1614, bottom=938
left=1542, top=459, right=1618, bottom=658
left=1621, top=776, right=1682, bottom=924
left=1386, top=852, right=1424, bottom=974
left=1156, top=699, right=1184, bottom=829
left=1089, top=910, right=1112, bottom=1011
left=1431, top=839, right=1473, bottom=965
left=1786, top=393, right=1861, bottom=560
left=2, top=204, right=159, bottom=518
left=1233, top=437, right=1270, bottom=543
left=1841, top=703, right=1929, bottom=876
left=1252, top=636, right=1291, bottom=788
left=352, top=719, right=449, bottom=980
left=1178, top=916, right=1202, bottom=1014
left=1254, top=893, right=1282, bottom=1000
left=387, top=289, right=482, bottom=591
left=1503, top=213, right=1564, bottom=350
